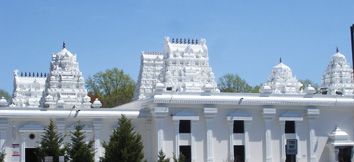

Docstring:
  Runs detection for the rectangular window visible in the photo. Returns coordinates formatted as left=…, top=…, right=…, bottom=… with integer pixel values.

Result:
left=233, top=120, right=244, bottom=133
left=285, top=121, right=295, bottom=134
left=179, top=145, right=191, bottom=162
left=234, top=145, right=245, bottom=162
left=179, top=120, right=191, bottom=133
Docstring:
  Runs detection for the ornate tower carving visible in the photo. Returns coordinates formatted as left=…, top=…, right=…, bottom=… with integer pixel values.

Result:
left=321, top=50, right=354, bottom=95
left=42, top=45, right=91, bottom=108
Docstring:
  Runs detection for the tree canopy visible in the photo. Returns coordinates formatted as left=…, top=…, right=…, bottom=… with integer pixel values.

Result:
left=101, top=115, right=144, bottom=162
left=86, top=68, right=135, bottom=108
left=218, top=73, right=259, bottom=93
left=0, top=89, right=11, bottom=102
left=37, top=120, right=64, bottom=162
left=66, top=121, right=95, bottom=162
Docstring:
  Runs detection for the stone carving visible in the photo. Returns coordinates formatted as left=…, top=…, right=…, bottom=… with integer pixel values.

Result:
left=42, top=46, right=91, bottom=109
left=261, top=59, right=303, bottom=94
left=321, top=50, right=354, bottom=95
left=136, top=37, right=219, bottom=100
left=12, top=44, right=101, bottom=108
left=12, top=70, right=46, bottom=108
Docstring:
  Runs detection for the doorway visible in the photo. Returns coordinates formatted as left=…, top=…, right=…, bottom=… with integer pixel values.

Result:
left=25, top=148, right=39, bottom=162
left=338, top=146, right=352, bottom=162
left=179, top=145, right=191, bottom=162
left=233, top=145, right=245, bottom=162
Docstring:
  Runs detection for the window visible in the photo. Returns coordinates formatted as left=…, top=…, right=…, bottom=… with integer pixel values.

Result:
left=179, top=120, right=191, bottom=133
left=179, top=145, right=191, bottom=162
left=233, top=120, right=244, bottom=133
left=285, top=121, right=295, bottom=134
left=234, top=145, right=245, bottom=162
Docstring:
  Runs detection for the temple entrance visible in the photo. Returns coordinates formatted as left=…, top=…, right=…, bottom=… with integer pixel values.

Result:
left=233, top=145, right=245, bottom=162
left=337, top=146, right=352, bottom=162
left=179, top=145, right=191, bottom=162
left=25, top=148, right=39, bottom=162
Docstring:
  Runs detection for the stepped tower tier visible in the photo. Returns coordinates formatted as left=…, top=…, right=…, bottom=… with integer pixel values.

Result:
left=162, top=37, right=218, bottom=93
left=42, top=44, right=91, bottom=108
left=135, top=37, right=219, bottom=100
left=261, top=59, right=303, bottom=94
left=321, top=49, right=354, bottom=95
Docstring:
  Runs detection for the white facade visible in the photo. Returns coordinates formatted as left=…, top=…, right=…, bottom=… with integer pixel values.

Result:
left=0, top=40, right=354, bottom=162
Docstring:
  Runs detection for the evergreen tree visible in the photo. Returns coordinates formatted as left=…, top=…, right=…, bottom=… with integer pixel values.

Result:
left=37, top=119, right=64, bottom=162
left=172, top=153, right=186, bottom=162
left=157, top=150, right=170, bottom=162
left=66, top=121, right=95, bottom=162
left=0, top=150, right=5, bottom=162
left=101, top=115, right=144, bottom=162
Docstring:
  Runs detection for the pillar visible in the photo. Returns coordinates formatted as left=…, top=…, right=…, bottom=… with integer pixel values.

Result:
left=173, top=120, right=180, bottom=157
left=307, top=108, right=319, bottom=162
left=153, top=107, right=169, bottom=158
left=204, top=107, right=217, bottom=162
left=263, top=108, right=276, bottom=162
left=20, top=133, right=26, bottom=162
left=280, top=121, right=286, bottom=161
left=93, top=119, right=102, bottom=162
left=244, top=121, right=251, bottom=162
left=191, top=121, right=197, bottom=162
left=228, top=120, right=234, bottom=161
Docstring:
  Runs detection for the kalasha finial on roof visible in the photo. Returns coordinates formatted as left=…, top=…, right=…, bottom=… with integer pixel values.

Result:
left=62, top=41, right=66, bottom=49
left=336, top=47, right=339, bottom=53
left=279, top=57, right=282, bottom=63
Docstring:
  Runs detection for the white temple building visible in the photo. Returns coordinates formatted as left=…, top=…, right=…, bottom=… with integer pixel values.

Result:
left=0, top=38, right=353, bottom=162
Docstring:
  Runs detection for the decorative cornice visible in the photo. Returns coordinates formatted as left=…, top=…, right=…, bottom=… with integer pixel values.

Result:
left=154, top=94, right=354, bottom=107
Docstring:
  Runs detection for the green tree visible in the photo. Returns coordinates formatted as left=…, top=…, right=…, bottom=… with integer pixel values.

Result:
left=0, top=89, right=11, bottom=102
left=101, top=115, right=144, bottom=162
left=157, top=150, right=170, bottom=162
left=218, top=73, right=254, bottom=93
left=37, top=119, right=64, bottom=162
left=172, top=153, right=186, bottom=162
left=0, top=150, right=5, bottom=162
left=66, top=121, right=95, bottom=162
left=86, top=68, right=135, bottom=108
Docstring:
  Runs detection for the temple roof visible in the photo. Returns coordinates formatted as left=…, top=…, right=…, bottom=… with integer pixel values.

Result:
left=261, top=59, right=303, bottom=94
left=321, top=50, right=354, bottom=95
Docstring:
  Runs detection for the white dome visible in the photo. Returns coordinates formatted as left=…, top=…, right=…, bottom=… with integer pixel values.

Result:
left=0, top=97, right=8, bottom=107
left=263, top=59, right=303, bottom=94
left=57, top=48, right=74, bottom=57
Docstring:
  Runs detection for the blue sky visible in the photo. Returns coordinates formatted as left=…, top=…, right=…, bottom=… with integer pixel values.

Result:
left=0, top=0, right=354, bottom=94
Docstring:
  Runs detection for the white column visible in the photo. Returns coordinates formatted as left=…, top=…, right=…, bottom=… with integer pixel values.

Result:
left=144, top=119, right=152, bottom=161
left=307, top=108, right=319, bottom=162
left=173, top=120, right=180, bottom=157
left=244, top=121, right=251, bottom=162
left=156, top=117, right=164, bottom=152
left=280, top=121, right=286, bottom=161
left=204, top=107, right=217, bottom=162
left=206, top=119, right=214, bottom=162
left=296, top=122, right=302, bottom=161
left=263, top=108, right=276, bottom=162
left=20, top=133, right=26, bottom=162
left=93, top=119, right=102, bottom=162
left=154, top=106, right=168, bottom=158
left=228, top=120, right=234, bottom=161
left=191, top=120, right=197, bottom=162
